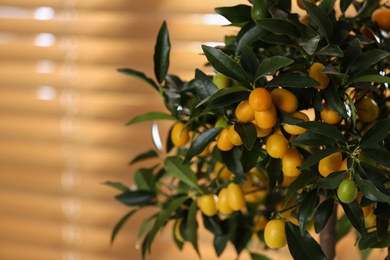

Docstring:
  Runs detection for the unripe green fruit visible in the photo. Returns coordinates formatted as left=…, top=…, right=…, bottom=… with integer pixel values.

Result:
left=212, top=73, right=231, bottom=89
left=337, top=179, right=358, bottom=204
left=251, top=0, right=271, bottom=24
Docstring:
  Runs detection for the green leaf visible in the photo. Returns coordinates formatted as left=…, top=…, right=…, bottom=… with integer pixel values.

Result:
left=361, top=148, right=390, bottom=168
left=111, top=209, right=139, bottom=243
left=142, top=196, right=189, bottom=256
left=314, top=198, right=335, bottom=233
left=137, top=214, right=156, bottom=251
left=196, top=86, right=250, bottom=109
left=241, top=141, right=262, bottom=173
left=220, top=147, right=245, bottom=178
left=298, top=189, right=317, bottom=236
left=346, top=50, right=390, bottom=75
left=164, top=157, right=202, bottom=193
left=117, top=68, right=159, bottom=91
left=292, top=131, right=336, bottom=147
left=285, top=221, right=327, bottom=260
left=214, top=234, right=229, bottom=257
left=214, top=4, right=252, bottom=24
left=250, top=253, right=271, bottom=260
left=186, top=200, right=200, bottom=257
left=234, top=122, right=257, bottom=151
left=130, top=150, right=159, bottom=165
left=285, top=172, right=319, bottom=205
left=184, top=128, right=222, bottom=164
left=318, top=170, right=346, bottom=189
left=255, top=56, right=294, bottom=81
left=115, top=190, right=155, bottom=206
left=267, top=157, right=282, bottom=191
left=154, top=21, right=171, bottom=84
left=267, top=72, right=320, bottom=88
left=302, top=0, right=333, bottom=42
left=193, top=69, right=219, bottom=100
left=348, top=74, right=390, bottom=84
left=256, top=18, right=300, bottom=38
left=202, top=45, right=251, bottom=84
left=297, top=121, right=346, bottom=142
left=336, top=214, right=352, bottom=242
left=125, top=112, right=176, bottom=126
left=236, top=25, right=268, bottom=54
left=103, top=181, right=130, bottom=192
left=354, top=166, right=390, bottom=203
left=317, top=44, right=344, bottom=57
left=339, top=0, right=354, bottom=13
left=340, top=200, right=366, bottom=235
left=134, top=168, right=156, bottom=192
left=360, top=118, right=390, bottom=148
left=322, top=84, right=348, bottom=118
left=299, top=147, right=341, bottom=170
left=240, top=45, right=259, bottom=81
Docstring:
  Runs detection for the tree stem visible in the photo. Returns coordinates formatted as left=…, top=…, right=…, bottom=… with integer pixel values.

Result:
left=320, top=204, right=337, bottom=260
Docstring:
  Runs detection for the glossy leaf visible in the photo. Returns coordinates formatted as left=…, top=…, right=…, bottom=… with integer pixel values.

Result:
left=285, top=221, right=327, bottom=260
left=130, top=149, right=159, bottom=165
left=125, top=112, right=176, bottom=126
left=214, top=4, right=252, bottom=24
left=256, top=18, right=300, bottom=38
left=154, top=21, right=171, bottom=84
left=115, top=190, right=155, bottom=206
left=196, top=86, right=250, bottom=109
left=361, top=148, right=390, bottom=168
left=241, top=140, right=262, bottom=173
left=240, top=45, right=259, bottom=81
left=202, top=45, right=251, bottom=84
left=164, top=157, right=202, bottom=193
left=318, top=170, right=346, bottom=189
left=299, top=147, right=341, bottom=170
left=184, top=128, right=222, bottom=164
left=267, top=157, right=282, bottom=191
left=220, top=147, right=245, bottom=180
left=236, top=25, right=268, bottom=54
left=134, top=168, right=156, bottom=192
left=298, top=189, right=317, bottom=236
left=348, top=74, right=390, bottom=84
left=117, top=68, right=159, bottom=91
left=186, top=200, right=200, bottom=256
left=292, top=131, right=336, bottom=147
left=340, top=200, right=366, bottom=235
left=322, top=84, right=348, bottom=118
left=314, top=198, right=335, bottom=233
left=103, top=181, right=130, bottom=192
left=250, top=253, right=271, bottom=260
left=142, top=196, right=189, bottom=256
left=193, top=69, right=219, bottom=100
left=267, top=72, right=320, bottom=88
left=303, top=0, right=333, bottom=42
left=285, top=172, right=319, bottom=206
left=346, top=50, right=390, bottom=75
left=214, top=234, right=229, bottom=257
left=255, top=56, right=294, bottom=81
left=111, top=209, right=139, bottom=243
left=354, top=167, right=390, bottom=203
left=340, top=0, right=354, bottom=13
left=360, top=118, right=390, bottom=148
left=297, top=121, right=346, bottom=142
left=234, top=122, right=257, bottom=150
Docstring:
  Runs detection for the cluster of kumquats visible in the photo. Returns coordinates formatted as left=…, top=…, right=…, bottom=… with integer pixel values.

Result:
left=110, top=0, right=390, bottom=259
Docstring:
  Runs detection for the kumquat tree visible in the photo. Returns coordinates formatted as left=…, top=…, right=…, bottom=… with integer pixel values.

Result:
left=105, top=0, right=390, bottom=259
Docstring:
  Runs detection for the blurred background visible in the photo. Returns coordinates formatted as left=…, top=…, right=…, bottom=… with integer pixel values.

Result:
left=0, top=0, right=387, bottom=259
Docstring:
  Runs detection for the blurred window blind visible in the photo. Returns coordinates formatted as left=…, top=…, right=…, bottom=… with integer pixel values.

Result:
left=0, top=0, right=244, bottom=259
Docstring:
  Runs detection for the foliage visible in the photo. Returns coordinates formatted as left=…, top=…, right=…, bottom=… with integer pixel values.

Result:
left=107, top=0, right=390, bottom=259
